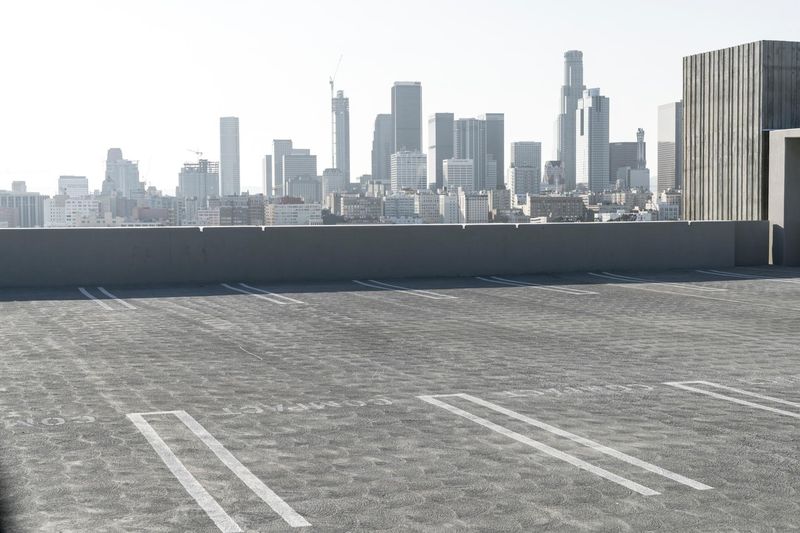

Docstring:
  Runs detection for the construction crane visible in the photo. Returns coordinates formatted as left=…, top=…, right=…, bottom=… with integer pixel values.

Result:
left=329, top=54, right=343, bottom=169
left=186, top=149, right=204, bottom=160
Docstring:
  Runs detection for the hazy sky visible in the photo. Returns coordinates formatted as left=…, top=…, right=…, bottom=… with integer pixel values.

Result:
left=2, top=0, right=799, bottom=196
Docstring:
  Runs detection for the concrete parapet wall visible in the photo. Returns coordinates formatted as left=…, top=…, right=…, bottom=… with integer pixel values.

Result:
left=0, top=221, right=769, bottom=288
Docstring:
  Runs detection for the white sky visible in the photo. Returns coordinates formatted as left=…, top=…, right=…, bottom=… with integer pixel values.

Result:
left=1, top=0, right=799, bottom=196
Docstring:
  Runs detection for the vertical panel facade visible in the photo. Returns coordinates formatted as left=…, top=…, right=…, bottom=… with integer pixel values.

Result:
left=683, top=41, right=800, bottom=220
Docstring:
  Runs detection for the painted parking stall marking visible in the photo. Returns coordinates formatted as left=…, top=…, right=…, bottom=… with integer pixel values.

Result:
left=696, top=269, right=800, bottom=284
left=78, top=287, right=136, bottom=310
left=128, top=410, right=310, bottom=531
left=665, top=381, right=800, bottom=419
left=220, top=283, right=304, bottom=305
left=476, top=276, right=597, bottom=295
left=419, top=393, right=710, bottom=496
left=594, top=272, right=726, bottom=292
left=352, top=279, right=456, bottom=300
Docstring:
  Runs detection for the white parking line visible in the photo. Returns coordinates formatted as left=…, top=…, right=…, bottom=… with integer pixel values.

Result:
left=127, top=413, right=242, bottom=533
left=419, top=395, right=660, bottom=496
left=665, top=381, right=800, bottom=419
left=352, top=279, right=455, bottom=300
left=697, top=269, right=800, bottom=284
left=599, top=272, right=726, bottom=292
left=238, top=283, right=304, bottom=304
left=78, top=287, right=114, bottom=311
left=128, top=410, right=310, bottom=530
left=221, top=283, right=288, bottom=305
left=476, top=276, right=597, bottom=295
left=97, top=287, right=137, bottom=309
left=454, top=393, right=711, bottom=490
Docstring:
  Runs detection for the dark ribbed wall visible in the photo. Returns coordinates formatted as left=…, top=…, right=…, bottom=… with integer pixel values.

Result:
left=683, top=41, right=800, bottom=221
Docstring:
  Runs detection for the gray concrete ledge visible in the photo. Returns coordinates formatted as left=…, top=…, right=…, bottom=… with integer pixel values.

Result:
left=0, top=221, right=770, bottom=288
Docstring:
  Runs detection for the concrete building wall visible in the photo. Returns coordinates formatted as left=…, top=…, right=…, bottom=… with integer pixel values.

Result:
left=683, top=40, right=800, bottom=221
left=0, top=221, right=768, bottom=288
left=769, top=128, right=800, bottom=266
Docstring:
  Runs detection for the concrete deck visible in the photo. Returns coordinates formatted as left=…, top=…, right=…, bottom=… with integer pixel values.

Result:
left=2, top=267, right=800, bottom=531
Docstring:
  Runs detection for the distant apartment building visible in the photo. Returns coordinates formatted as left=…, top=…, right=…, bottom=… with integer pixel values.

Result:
left=177, top=160, right=219, bottom=203
left=683, top=40, right=800, bottom=220
left=525, top=195, right=592, bottom=222
left=58, top=176, right=89, bottom=197
left=458, top=190, right=489, bottom=223
left=509, top=142, right=542, bottom=197
left=0, top=190, right=45, bottom=227
left=443, top=159, right=474, bottom=192
left=340, top=195, right=382, bottom=222
left=383, top=193, right=416, bottom=221
left=220, top=117, right=240, bottom=196
left=657, top=101, right=683, bottom=194
left=415, top=191, right=440, bottom=223
left=428, top=113, right=454, bottom=190
left=390, top=151, right=426, bottom=192
left=439, top=193, right=460, bottom=223
left=576, top=88, right=610, bottom=192
left=44, top=196, right=102, bottom=227
left=264, top=202, right=323, bottom=225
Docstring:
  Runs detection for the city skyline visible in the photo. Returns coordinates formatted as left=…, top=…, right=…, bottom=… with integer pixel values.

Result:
left=2, top=1, right=800, bottom=196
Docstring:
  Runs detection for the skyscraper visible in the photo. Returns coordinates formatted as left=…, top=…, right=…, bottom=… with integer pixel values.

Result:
left=220, top=117, right=240, bottom=196
left=576, top=88, right=610, bottom=193
left=333, top=90, right=350, bottom=181
left=481, top=113, right=505, bottom=190
left=684, top=40, right=800, bottom=220
left=657, top=101, right=683, bottom=194
left=509, top=142, right=542, bottom=197
left=391, top=82, right=422, bottom=152
left=178, top=160, right=219, bottom=203
left=390, top=151, right=427, bottom=192
left=555, top=50, right=585, bottom=192
left=443, top=159, right=475, bottom=192
left=262, top=155, right=273, bottom=198
left=636, top=128, right=646, bottom=169
left=609, top=142, right=638, bottom=182
left=105, top=148, right=141, bottom=198
left=58, top=176, right=89, bottom=197
left=454, top=118, right=487, bottom=191
left=371, top=114, right=393, bottom=184
left=273, top=139, right=293, bottom=197
left=428, top=113, right=454, bottom=190
left=282, top=151, right=317, bottom=184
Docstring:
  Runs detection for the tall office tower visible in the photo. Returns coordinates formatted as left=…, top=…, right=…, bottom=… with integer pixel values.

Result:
left=58, top=176, right=89, bottom=197
left=273, top=139, right=293, bottom=197
left=428, top=113, right=454, bottom=190
left=177, top=160, right=220, bottom=203
left=262, top=155, right=273, bottom=198
left=105, top=148, right=141, bottom=198
left=371, top=114, right=394, bottom=184
left=454, top=118, right=488, bottom=191
left=609, top=142, right=638, bottom=182
left=390, top=151, right=427, bottom=192
left=220, top=117, right=240, bottom=196
left=684, top=40, right=800, bottom=220
left=576, top=88, right=610, bottom=192
left=636, top=128, right=646, bottom=169
left=322, top=168, right=347, bottom=197
left=481, top=113, right=505, bottom=189
left=555, top=50, right=585, bottom=191
left=657, top=101, right=683, bottom=193
left=282, top=151, right=317, bottom=185
left=443, top=159, right=475, bottom=192
left=543, top=161, right=564, bottom=192
left=392, top=82, right=422, bottom=152
left=332, top=90, right=350, bottom=181
left=509, top=142, right=542, bottom=196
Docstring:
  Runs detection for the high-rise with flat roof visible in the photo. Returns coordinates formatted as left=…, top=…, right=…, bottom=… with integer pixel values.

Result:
left=556, top=50, right=585, bottom=192
left=220, top=117, right=240, bottom=196
left=428, top=113, right=454, bottom=190
left=443, top=159, right=475, bottom=192
left=509, top=142, right=542, bottom=197
left=481, top=113, right=505, bottom=190
left=683, top=40, right=800, bottom=220
left=657, top=101, right=683, bottom=194
left=390, top=151, right=426, bottom=192
left=454, top=118, right=487, bottom=191
left=333, top=91, right=350, bottom=181
left=262, top=155, right=273, bottom=198
left=178, top=160, right=219, bottom=203
left=371, top=114, right=394, bottom=184
left=273, top=139, right=293, bottom=197
left=576, top=88, right=610, bottom=192
left=58, top=176, right=89, bottom=198
left=392, top=82, right=422, bottom=152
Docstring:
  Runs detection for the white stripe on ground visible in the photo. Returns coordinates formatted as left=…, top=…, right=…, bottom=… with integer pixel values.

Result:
left=366, top=279, right=457, bottom=299
left=457, top=393, right=711, bottom=490
left=238, top=283, right=305, bottom=304
left=78, top=287, right=114, bottom=311
left=221, top=283, right=287, bottom=304
left=419, top=395, right=660, bottom=496
left=476, top=276, right=584, bottom=294
left=599, top=272, right=725, bottom=292
left=97, top=287, right=137, bottom=309
left=665, top=382, right=800, bottom=419
left=237, top=344, right=263, bottom=361
left=352, top=279, right=446, bottom=300
left=490, top=276, right=597, bottom=295
left=174, top=410, right=311, bottom=528
left=127, top=413, right=242, bottom=533
left=690, top=381, right=800, bottom=408
left=697, top=269, right=800, bottom=284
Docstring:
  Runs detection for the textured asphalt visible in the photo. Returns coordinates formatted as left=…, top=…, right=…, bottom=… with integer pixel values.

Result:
left=1, top=267, right=799, bottom=532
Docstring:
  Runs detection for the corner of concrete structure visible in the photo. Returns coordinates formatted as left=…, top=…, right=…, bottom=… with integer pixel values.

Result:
left=768, top=129, right=800, bottom=266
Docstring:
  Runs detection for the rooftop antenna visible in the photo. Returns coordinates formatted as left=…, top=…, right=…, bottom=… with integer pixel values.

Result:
left=329, top=54, right=343, bottom=169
